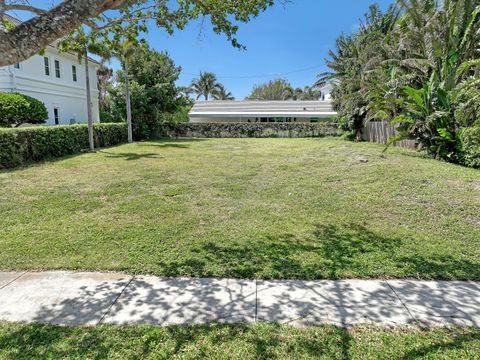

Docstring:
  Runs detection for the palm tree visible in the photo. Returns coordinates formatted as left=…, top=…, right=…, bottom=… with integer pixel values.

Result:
left=212, top=84, right=235, bottom=100
left=97, top=61, right=113, bottom=109
left=293, top=86, right=322, bottom=100
left=190, top=72, right=221, bottom=100
left=247, top=79, right=294, bottom=100
left=117, top=41, right=138, bottom=143
left=320, top=0, right=480, bottom=162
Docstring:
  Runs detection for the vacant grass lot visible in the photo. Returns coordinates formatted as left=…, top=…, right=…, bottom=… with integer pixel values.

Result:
left=0, top=138, right=479, bottom=279
left=0, top=322, right=479, bottom=359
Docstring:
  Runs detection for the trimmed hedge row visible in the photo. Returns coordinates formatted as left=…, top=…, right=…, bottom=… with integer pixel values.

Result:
left=165, top=122, right=341, bottom=138
left=0, top=123, right=127, bottom=169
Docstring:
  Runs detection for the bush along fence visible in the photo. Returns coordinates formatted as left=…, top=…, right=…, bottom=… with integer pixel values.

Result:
left=0, top=123, right=127, bottom=169
left=165, top=122, right=342, bottom=138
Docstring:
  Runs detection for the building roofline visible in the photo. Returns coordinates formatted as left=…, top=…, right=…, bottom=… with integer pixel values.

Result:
left=189, top=112, right=336, bottom=118
left=189, top=100, right=337, bottom=117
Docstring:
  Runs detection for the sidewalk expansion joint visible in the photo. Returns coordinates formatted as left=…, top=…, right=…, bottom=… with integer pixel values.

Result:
left=98, top=275, right=135, bottom=325
left=385, top=280, right=418, bottom=325
left=0, top=271, right=27, bottom=291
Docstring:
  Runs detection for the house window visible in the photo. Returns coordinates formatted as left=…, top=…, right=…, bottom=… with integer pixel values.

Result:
left=13, top=63, right=20, bottom=69
left=54, top=60, right=61, bottom=78
left=54, top=108, right=60, bottom=125
left=44, top=57, right=50, bottom=76
left=72, top=65, right=77, bottom=82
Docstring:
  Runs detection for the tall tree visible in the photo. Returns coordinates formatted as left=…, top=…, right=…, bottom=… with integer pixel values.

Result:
left=247, top=79, right=294, bottom=100
left=320, top=0, right=480, bottom=162
left=190, top=72, right=221, bottom=100
left=292, top=86, right=322, bottom=100
left=212, top=84, right=235, bottom=100
left=107, top=45, right=184, bottom=138
left=0, top=0, right=276, bottom=67
left=59, top=30, right=113, bottom=151
left=97, top=62, right=113, bottom=109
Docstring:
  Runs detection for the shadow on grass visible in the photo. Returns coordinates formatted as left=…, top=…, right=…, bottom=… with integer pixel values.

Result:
left=153, top=223, right=480, bottom=281
left=0, top=322, right=353, bottom=359
left=137, top=138, right=207, bottom=149
left=99, top=151, right=161, bottom=161
left=399, top=328, right=480, bottom=360
left=1, top=322, right=479, bottom=359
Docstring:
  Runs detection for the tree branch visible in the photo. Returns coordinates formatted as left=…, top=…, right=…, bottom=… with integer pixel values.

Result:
left=0, top=0, right=133, bottom=66
left=5, top=4, right=46, bottom=15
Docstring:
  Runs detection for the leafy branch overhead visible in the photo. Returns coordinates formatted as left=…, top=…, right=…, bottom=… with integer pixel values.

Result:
left=0, top=0, right=276, bottom=66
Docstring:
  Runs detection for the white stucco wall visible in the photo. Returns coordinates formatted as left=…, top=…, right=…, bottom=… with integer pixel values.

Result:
left=0, top=46, right=100, bottom=125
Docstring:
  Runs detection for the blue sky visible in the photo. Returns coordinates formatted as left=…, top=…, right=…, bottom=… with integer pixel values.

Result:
left=13, top=0, right=394, bottom=99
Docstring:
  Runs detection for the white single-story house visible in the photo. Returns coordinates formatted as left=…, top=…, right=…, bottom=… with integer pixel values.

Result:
left=0, top=16, right=100, bottom=126
left=188, top=100, right=337, bottom=123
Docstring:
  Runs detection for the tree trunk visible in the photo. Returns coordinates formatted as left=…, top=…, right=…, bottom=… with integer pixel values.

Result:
left=124, top=59, right=133, bottom=143
left=84, top=47, right=95, bottom=152
left=0, top=0, right=6, bottom=32
left=0, top=0, right=128, bottom=66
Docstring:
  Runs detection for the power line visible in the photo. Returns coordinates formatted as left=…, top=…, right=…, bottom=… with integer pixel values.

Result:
left=183, top=65, right=324, bottom=80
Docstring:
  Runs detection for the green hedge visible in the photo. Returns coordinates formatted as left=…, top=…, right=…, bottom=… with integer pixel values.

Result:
left=459, top=126, right=480, bottom=168
left=0, top=123, right=127, bottom=169
left=165, top=122, right=341, bottom=138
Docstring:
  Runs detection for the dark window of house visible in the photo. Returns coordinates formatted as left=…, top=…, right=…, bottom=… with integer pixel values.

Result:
left=14, top=63, right=20, bottom=69
left=260, top=117, right=268, bottom=122
left=44, top=57, right=50, bottom=76
left=72, top=65, right=77, bottom=82
left=54, top=60, right=61, bottom=78
left=54, top=108, right=60, bottom=125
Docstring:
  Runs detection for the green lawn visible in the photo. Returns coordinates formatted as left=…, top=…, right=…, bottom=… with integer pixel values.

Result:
left=0, top=322, right=479, bottom=359
left=0, top=138, right=479, bottom=280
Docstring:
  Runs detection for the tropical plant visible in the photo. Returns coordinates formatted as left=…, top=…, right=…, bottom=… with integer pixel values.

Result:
left=212, top=84, right=235, bottom=100
left=292, top=86, right=322, bottom=100
left=321, top=0, right=480, bottom=165
left=246, top=79, right=294, bottom=100
left=190, top=72, right=222, bottom=100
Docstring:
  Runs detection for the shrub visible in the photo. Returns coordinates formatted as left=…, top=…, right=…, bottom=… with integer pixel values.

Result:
left=0, top=123, right=127, bottom=169
left=0, top=93, right=48, bottom=127
left=459, top=126, right=480, bottom=168
left=21, top=94, right=49, bottom=124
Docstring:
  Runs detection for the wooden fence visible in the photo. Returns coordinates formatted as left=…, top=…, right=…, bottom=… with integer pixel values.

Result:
left=362, top=121, right=417, bottom=150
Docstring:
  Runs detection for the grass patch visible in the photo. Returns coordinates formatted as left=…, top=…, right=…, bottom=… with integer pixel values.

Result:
left=0, top=322, right=479, bottom=359
left=0, top=138, right=479, bottom=279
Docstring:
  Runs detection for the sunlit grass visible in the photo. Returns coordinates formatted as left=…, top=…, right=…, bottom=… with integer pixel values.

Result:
left=0, top=138, right=479, bottom=279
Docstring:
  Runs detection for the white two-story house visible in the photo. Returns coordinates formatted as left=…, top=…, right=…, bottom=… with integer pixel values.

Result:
left=0, top=18, right=100, bottom=125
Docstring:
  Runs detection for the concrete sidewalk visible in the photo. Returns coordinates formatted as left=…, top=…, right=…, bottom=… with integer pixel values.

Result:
left=0, top=271, right=479, bottom=328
